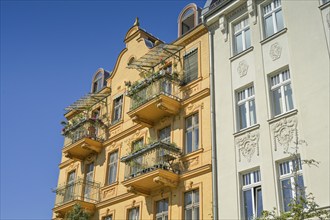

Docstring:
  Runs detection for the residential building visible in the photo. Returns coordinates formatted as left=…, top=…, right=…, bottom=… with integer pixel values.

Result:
left=53, top=3, right=213, bottom=220
left=202, top=0, right=330, bottom=219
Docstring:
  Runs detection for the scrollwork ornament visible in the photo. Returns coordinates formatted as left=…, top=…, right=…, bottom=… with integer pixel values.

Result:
left=237, top=60, right=249, bottom=78
left=270, top=42, right=282, bottom=61
left=236, top=131, right=260, bottom=162
left=272, top=116, right=297, bottom=152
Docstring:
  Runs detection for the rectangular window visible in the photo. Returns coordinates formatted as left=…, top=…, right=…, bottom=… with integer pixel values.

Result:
left=184, top=189, right=199, bottom=220
left=128, top=207, right=140, bottom=220
left=237, top=86, right=257, bottom=130
left=242, top=170, right=263, bottom=220
left=108, top=151, right=118, bottom=185
left=84, top=163, right=94, bottom=201
left=233, top=17, right=251, bottom=55
left=185, top=113, right=199, bottom=154
left=112, top=95, right=123, bottom=123
left=64, top=171, right=76, bottom=202
left=270, top=70, right=294, bottom=116
left=156, top=199, right=169, bottom=220
left=159, top=126, right=171, bottom=143
left=184, top=49, right=198, bottom=84
left=279, top=158, right=305, bottom=212
left=131, top=139, right=144, bottom=175
left=263, top=0, right=284, bottom=38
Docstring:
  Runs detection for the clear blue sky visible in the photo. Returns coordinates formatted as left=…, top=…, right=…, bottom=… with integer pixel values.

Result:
left=0, top=0, right=205, bottom=219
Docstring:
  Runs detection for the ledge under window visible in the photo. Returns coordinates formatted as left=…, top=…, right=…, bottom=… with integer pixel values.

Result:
left=260, top=28, right=287, bottom=45
left=230, top=47, right=254, bottom=62
left=233, top=124, right=260, bottom=137
left=268, top=109, right=298, bottom=124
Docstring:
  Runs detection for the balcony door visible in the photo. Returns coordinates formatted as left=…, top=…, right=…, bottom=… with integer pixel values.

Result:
left=84, top=163, right=94, bottom=201
left=64, top=171, right=75, bottom=202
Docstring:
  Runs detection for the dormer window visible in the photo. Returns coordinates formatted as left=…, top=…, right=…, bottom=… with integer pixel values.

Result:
left=178, top=4, right=201, bottom=37
left=91, top=69, right=110, bottom=93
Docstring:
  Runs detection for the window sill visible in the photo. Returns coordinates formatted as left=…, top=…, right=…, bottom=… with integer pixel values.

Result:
left=179, top=76, right=203, bottom=90
left=233, top=124, right=260, bottom=137
left=260, top=28, right=287, bottom=45
left=101, top=181, right=119, bottom=190
left=181, top=148, right=204, bottom=160
left=267, top=109, right=298, bottom=124
left=319, top=1, right=330, bottom=9
left=230, top=47, right=254, bottom=62
left=109, top=119, right=123, bottom=128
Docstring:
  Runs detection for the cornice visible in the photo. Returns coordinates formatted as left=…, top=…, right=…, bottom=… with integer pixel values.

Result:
left=180, top=164, right=212, bottom=181
left=181, top=88, right=210, bottom=106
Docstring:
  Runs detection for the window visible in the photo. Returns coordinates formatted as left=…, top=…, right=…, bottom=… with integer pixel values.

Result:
left=185, top=113, right=199, bottom=154
left=242, top=170, right=263, bottom=220
left=64, top=171, right=76, bottom=202
left=183, top=49, right=198, bottom=84
left=128, top=207, right=139, bottom=220
left=93, top=72, right=104, bottom=93
left=237, top=86, right=257, bottom=130
left=156, top=199, right=169, bottom=220
left=279, top=158, right=305, bottom=212
left=131, top=139, right=144, bottom=175
left=112, top=95, right=123, bottom=123
left=321, top=0, right=330, bottom=4
left=108, top=151, right=118, bottom=185
left=92, top=108, right=100, bottom=119
left=159, top=126, right=171, bottom=143
left=84, top=163, right=94, bottom=201
left=263, top=0, right=284, bottom=38
left=104, top=215, right=112, bottom=220
left=233, top=17, right=251, bottom=55
left=181, top=9, right=195, bottom=35
left=270, top=70, right=294, bottom=116
left=184, top=189, right=199, bottom=220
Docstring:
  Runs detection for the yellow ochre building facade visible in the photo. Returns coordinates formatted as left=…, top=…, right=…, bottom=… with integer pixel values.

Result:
left=53, top=4, right=213, bottom=220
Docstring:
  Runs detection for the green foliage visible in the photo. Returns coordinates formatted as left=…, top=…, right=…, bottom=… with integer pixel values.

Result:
left=64, top=204, right=90, bottom=220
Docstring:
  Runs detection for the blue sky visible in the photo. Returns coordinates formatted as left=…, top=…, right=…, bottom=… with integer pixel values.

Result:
left=0, top=0, right=205, bottom=219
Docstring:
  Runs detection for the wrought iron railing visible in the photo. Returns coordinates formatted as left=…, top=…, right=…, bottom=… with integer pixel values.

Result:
left=53, top=178, right=100, bottom=206
left=63, top=118, right=107, bottom=147
left=126, top=74, right=181, bottom=111
left=121, top=141, right=182, bottom=180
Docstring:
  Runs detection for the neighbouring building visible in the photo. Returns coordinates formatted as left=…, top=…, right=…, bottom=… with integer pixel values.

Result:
left=202, top=0, right=330, bottom=219
left=53, top=3, right=214, bottom=220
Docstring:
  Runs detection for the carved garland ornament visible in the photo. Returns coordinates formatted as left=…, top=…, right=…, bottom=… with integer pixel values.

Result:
left=237, top=60, right=249, bottom=78
left=272, top=116, right=297, bottom=152
left=235, top=131, right=260, bottom=162
left=269, top=42, right=282, bottom=61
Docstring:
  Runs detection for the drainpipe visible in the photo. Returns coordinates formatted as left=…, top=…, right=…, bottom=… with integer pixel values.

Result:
left=203, top=16, right=219, bottom=220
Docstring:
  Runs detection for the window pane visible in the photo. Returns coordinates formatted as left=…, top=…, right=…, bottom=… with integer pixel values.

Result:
left=249, top=99, right=256, bottom=126
left=245, top=28, right=251, bottom=49
left=185, top=192, right=192, bottom=206
left=243, top=190, right=254, bottom=220
left=256, top=188, right=263, bottom=217
left=234, top=33, right=243, bottom=54
left=194, top=207, right=200, bottom=220
left=185, top=209, right=192, bottom=220
left=264, top=15, right=274, bottom=38
left=272, top=88, right=283, bottom=116
left=284, top=84, right=294, bottom=111
left=297, top=175, right=305, bottom=200
left=239, top=104, right=247, bottom=129
left=184, top=50, right=198, bottom=84
left=193, top=127, right=199, bottom=151
left=186, top=131, right=192, bottom=153
left=275, top=10, right=284, bottom=32
left=282, top=179, right=293, bottom=212
left=195, top=190, right=199, bottom=203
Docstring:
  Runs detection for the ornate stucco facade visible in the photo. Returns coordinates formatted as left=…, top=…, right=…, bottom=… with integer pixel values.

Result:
left=53, top=4, right=213, bottom=220
left=203, top=0, right=330, bottom=219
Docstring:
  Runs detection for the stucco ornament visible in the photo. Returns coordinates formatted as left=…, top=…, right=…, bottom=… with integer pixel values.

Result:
left=270, top=42, right=282, bottom=61
left=237, top=60, right=249, bottom=77
left=272, top=116, right=297, bottom=152
left=236, top=131, right=260, bottom=162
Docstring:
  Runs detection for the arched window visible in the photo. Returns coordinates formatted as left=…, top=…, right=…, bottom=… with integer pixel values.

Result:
left=92, top=72, right=103, bottom=93
left=178, top=4, right=200, bottom=37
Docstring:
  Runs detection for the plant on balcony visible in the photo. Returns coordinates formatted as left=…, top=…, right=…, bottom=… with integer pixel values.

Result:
left=64, top=203, right=90, bottom=220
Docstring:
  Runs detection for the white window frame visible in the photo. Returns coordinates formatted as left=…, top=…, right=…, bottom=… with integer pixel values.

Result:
left=237, top=86, right=257, bottom=130
left=128, top=207, right=140, bottom=220
left=233, top=17, right=251, bottom=55
left=270, top=69, right=294, bottom=117
left=112, top=95, right=123, bottom=123
left=262, top=0, right=284, bottom=38
left=184, top=189, right=199, bottom=220
left=242, top=170, right=263, bottom=220
left=279, top=158, right=305, bottom=212
left=185, top=113, right=199, bottom=154
left=108, top=151, right=118, bottom=185
left=156, top=199, right=169, bottom=220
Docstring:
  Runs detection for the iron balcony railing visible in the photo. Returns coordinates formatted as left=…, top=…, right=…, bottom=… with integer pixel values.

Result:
left=121, top=141, right=182, bottom=180
left=63, top=118, right=107, bottom=147
left=126, top=73, right=181, bottom=111
left=53, top=178, right=100, bottom=207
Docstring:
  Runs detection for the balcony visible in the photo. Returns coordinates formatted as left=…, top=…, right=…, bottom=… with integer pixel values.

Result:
left=121, top=141, right=182, bottom=195
left=53, top=178, right=100, bottom=217
left=62, top=117, right=107, bottom=160
left=126, top=73, right=181, bottom=127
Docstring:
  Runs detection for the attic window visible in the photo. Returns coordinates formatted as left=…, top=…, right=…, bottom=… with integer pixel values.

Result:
left=181, top=9, right=194, bottom=35
left=92, top=70, right=110, bottom=93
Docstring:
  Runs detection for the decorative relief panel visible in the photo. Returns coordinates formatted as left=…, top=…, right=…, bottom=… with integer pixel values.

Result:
left=237, top=60, right=249, bottom=77
left=110, top=126, right=122, bottom=137
left=102, top=186, right=116, bottom=200
left=269, top=42, right=282, bottom=61
left=271, top=115, right=297, bottom=152
left=183, top=83, right=200, bottom=99
left=184, top=102, right=204, bottom=115
left=235, top=130, right=259, bottom=162
left=183, top=156, right=199, bottom=170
